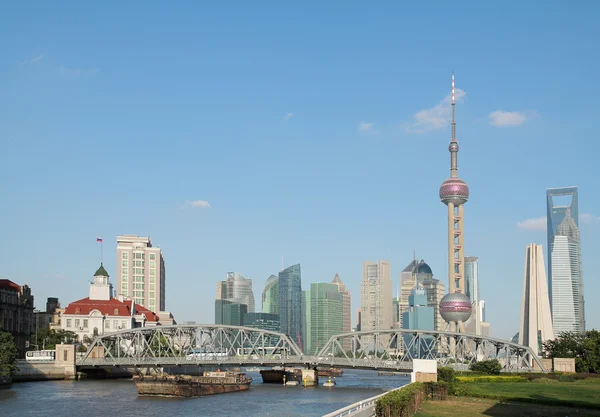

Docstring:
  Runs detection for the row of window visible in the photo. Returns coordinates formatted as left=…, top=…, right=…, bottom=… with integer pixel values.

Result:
left=65, top=318, right=129, bottom=330
left=122, top=252, right=157, bottom=260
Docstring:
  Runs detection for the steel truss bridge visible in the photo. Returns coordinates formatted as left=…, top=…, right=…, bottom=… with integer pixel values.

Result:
left=77, top=325, right=548, bottom=372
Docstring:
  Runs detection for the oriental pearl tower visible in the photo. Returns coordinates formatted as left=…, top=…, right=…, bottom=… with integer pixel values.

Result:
left=439, top=73, right=472, bottom=334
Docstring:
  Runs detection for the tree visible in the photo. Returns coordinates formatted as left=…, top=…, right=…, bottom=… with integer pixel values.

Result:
left=36, top=329, right=78, bottom=349
left=543, top=330, right=600, bottom=373
left=469, top=359, right=502, bottom=375
left=0, top=329, right=19, bottom=377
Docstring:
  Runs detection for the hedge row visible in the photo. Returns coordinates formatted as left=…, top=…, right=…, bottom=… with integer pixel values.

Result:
left=375, top=383, right=425, bottom=417
left=456, top=375, right=527, bottom=383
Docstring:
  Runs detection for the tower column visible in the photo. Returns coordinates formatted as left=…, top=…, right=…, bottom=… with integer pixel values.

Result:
left=458, top=204, right=465, bottom=292
left=447, top=202, right=455, bottom=293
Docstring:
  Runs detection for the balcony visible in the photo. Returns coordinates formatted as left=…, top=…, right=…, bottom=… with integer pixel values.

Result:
left=453, top=216, right=462, bottom=221
left=454, top=245, right=462, bottom=250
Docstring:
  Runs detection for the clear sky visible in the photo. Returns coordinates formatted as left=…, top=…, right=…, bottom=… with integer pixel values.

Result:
left=1, top=1, right=599, bottom=340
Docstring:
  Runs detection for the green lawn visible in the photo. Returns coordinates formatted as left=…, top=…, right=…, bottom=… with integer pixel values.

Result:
left=415, top=397, right=600, bottom=417
left=460, top=380, right=600, bottom=409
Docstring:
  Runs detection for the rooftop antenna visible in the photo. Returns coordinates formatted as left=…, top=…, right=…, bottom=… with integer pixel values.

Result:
left=281, top=255, right=284, bottom=272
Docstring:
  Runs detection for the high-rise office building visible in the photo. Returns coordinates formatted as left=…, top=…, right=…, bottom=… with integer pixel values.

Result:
left=438, top=73, right=472, bottom=333
left=519, top=243, right=554, bottom=355
left=243, top=312, right=280, bottom=334
left=216, top=272, right=255, bottom=313
left=464, top=256, right=481, bottom=335
left=331, top=273, right=352, bottom=349
left=214, top=300, right=247, bottom=326
left=360, top=260, right=393, bottom=338
left=262, top=275, right=279, bottom=315
left=309, top=283, right=343, bottom=354
left=402, top=284, right=434, bottom=331
left=547, top=187, right=585, bottom=333
left=278, top=264, right=303, bottom=347
left=302, top=290, right=311, bottom=353
left=401, top=258, right=445, bottom=331
left=116, top=235, right=166, bottom=312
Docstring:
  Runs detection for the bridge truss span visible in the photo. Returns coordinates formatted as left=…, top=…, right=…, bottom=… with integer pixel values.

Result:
left=315, top=329, right=548, bottom=372
left=78, top=324, right=304, bottom=367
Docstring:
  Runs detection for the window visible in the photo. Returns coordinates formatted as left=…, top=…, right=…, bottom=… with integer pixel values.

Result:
left=105, top=321, right=110, bottom=329
left=122, top=260, right=128, bottom=267
left=122, top=275, right=128, bottom=283
left=135, top=253, right=142, bottom=259
left=135, top=260, right=142, bottom=267
left=66, top=319, right=72, bottom=328
left=83, top=319, right=88, bottom=328
left=114, top=309, right=119, bottom=315
left=150, top=276, right=155, bottom=283
left=149, top=292, right=155, bottom=299
left=150, top=269, right=155, bottom=276
left=121, top=320, right=126, bottom=328
left=150, top=253, right=156, bottom=260
left=114, top=320, right=120, bottom=329
left=64, top=350, right=68, bottom=361
left=149, top=261, right=156, bottom=268
left=122, top=252, right=128, bottom=260
left=75, top=319, right=80, bottom=328
left=149, top=284, right=155, bottom=291
left=122, top=283, right=128, bottom=291
left=93, top=327, right=98, bottom=336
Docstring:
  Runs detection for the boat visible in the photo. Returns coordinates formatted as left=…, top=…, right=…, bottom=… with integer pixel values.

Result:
left=317, top=367, right=343, bottom=377
left=259, top=368, right=302, bottom=384
left=132, top=371, right=252, bottom=397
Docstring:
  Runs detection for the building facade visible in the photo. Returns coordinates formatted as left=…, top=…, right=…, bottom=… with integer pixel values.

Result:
left=547, top=187, right=585, bottom=334
left=62, top=265, right=161, bottom=343
left=214, top=299, right=247, bottom=326
left=331, top=273, right=352, bottom=350
left=519, top=243, right=554, bottom=355
left=0, top=280, right=34, bottom=357
left=278, top=264, right=303, bottom=347
left=402, top=285, right=434, bottom=331
left=216, top=272, right=255, bottom=313
left=401, top=259, right=445, bottom=331
left=309, top=283, right=343, bottom=354
left=360, top=260, right=392, bottom=348
left=34, top=297, right=64, bottom=334
left=262, top=275, right=279, bottom=315
left=116, top=235, right=166, bottom=313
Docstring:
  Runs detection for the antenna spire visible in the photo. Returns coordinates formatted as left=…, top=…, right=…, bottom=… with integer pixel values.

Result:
left=451, top=72, right=456, bottom=142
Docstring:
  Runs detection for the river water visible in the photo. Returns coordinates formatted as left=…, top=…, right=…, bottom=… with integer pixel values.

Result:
left=0, top=369, right=409, bottom=417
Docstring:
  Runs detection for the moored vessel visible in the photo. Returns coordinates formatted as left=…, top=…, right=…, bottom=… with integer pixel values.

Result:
left=133, top=371, right=252, bottom=397
left=317, top=368, right=343, bottom=377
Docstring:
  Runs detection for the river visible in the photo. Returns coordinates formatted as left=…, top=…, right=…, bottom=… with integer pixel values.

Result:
left=0, top=369, right=409, bottom=417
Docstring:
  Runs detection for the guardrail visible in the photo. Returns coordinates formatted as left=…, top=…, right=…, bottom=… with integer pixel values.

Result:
left=322, top=383, right=410, bottom=417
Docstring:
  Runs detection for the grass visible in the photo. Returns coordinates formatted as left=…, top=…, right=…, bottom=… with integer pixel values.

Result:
left=415, top=397, right=600, bottom=417
left=459, top=380, right=600, bottom=409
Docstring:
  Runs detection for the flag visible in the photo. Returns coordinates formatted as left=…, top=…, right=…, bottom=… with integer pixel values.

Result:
left=96, top=237, right=103, bottom=243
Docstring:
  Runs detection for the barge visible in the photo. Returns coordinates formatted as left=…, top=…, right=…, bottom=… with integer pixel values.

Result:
left=133, top=371, right=252, bottom=397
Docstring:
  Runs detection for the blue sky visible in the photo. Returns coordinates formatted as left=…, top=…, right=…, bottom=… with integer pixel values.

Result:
left=1, top=1, right=599, bottom=340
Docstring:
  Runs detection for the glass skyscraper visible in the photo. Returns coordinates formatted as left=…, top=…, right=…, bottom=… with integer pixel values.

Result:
left=309, top=283, right=343, bottom=355
left=547, top=186, right=585, bottom=334
left=262, top=275, right=279, bottom=314
left=278, top=264, right=303, bottom=348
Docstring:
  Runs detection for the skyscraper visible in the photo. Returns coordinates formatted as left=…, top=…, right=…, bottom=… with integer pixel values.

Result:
left=331, top=273, right=352, bottom=349
left=278, top=264, right=303, bottom=347
left=360, top=260, right=393, bottom=334
left=400, top=258, right=445, bottom=331
left=547, top=187, right=585, bottom=333
left=116, top=235, right=166, bottom=312
left=262, top=275, right=279, bottom=314
left=519, top=243, right=554, bottom=355
left=216, top=272, right=255, bottom=313
left=438, top=74, right=472, bottom=333
left=309, top=283, right=343, bottom=354
left=464, top=256, right=480, bottom=335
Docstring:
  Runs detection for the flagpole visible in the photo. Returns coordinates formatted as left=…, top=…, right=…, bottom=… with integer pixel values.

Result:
left=101, top=240, right=103, bottom=265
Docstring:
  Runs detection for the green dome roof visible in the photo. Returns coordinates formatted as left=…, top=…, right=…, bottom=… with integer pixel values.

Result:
left=94, top=264, right=110, bottom=277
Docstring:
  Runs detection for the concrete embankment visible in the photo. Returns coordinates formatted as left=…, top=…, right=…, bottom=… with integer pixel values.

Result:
left=322, top=384, right=411, bottom=417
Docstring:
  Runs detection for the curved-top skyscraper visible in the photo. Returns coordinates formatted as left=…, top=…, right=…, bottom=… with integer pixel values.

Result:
left=439, top=74, right=472, bottom=333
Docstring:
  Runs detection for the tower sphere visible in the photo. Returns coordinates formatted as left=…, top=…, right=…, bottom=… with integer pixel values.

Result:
left=439, top=291, right=472, bottom=323
left=439, top=177, right=469, bottom=205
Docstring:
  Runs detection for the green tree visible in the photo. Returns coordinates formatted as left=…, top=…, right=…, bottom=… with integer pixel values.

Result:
left=0, top=329, right=19, bottom=377
left=469, top=359, right=502, bottom=375
left=543, top=330, right=600, bottom=373
left=36, top=328, right=78, bottom=349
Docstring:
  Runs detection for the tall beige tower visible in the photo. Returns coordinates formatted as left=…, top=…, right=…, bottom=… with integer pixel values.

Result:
left=360, top=260, right=392, bottom=344
left=116, top=235, right=166, bottom=313
left=438, top=73, right=473, bottom=333
left=519, top=244, right=554, bottom=355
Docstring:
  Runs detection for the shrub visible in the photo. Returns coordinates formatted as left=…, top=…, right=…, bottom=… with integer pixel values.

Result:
left=469, top=359, right=502, bottom=375
left=437, top=367, right=456, bottom=384
left=423, top=381, right=449, bottom=400
left=456, top=375, right=527, bottom=383
left=375, top=382, right=425, bottom=417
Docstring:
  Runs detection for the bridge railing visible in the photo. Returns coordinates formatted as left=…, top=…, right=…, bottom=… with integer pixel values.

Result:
left=322, top=383, right=410, bottom=417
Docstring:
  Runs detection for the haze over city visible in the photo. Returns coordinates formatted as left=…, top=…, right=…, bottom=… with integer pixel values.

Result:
left=2, top=1, right=599, bottom=341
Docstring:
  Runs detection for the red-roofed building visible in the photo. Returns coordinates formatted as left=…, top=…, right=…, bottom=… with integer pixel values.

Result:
left=61, top=264, right=163, bottom=342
